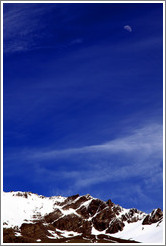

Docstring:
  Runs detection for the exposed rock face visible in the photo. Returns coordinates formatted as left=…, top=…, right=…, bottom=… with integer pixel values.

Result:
left=122, top=208, right=144, bottom=223
left=142, top=208, right=163, bottom=225
left=53, top=214, right=84, bottom=232
left=20, top=222, right=49, bottom=239
left=87, top=199, right=107, bottom=216
left=45, top=208, right=63, bottom=223
left=3, top=191, right=163, bottom=243
left=106, top=199, right=114, bottom=207
left=62, top=195, right=88, bottom=210
left=92, top=207, right=115, bottom=231
left=106, top=219, right=125, bottom=233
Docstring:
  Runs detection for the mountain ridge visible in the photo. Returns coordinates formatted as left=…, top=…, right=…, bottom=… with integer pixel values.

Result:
left=3, top=191, right=163, bottom=243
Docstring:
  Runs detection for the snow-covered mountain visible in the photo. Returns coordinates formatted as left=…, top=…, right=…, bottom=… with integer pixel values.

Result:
left=3, top=191, right=163, bottom=244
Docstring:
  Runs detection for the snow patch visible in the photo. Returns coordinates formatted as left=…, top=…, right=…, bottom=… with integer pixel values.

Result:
left=3, top=192, right=66, bottom=228
left=47, top=230, right=60, bottom=239
left=56, top=229, right=82, bottom=238
left=50, top=196, right=66, bottom=203
left=112, top=219, right=163, bottom=243
left=91, top=227, right=106, bottom=235
left=15, top=232, right=22, bottom=237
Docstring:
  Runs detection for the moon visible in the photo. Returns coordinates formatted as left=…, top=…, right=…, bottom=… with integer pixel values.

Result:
left=124, top=25, right=132, bottom=32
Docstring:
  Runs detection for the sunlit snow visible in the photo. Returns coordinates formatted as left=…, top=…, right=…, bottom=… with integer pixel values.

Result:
left=3, top=191, right=66, bottom=228
left=113, top=220, right=163, bottom=243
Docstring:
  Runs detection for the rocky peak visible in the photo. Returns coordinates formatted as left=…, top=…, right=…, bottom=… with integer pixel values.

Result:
left=3, top=191, right=163, bottom=243
left=142, top=208, right=163, bottom=225
left=106, top=199, right=114, bottom=207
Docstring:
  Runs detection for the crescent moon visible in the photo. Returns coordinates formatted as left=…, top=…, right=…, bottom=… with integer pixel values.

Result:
left=124, top=25, right=132, bottom=32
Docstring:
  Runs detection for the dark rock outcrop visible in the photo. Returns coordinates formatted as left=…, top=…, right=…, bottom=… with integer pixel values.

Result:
left=106, top=219, right=125, bottom=233
left=106, top=199, right=114, bottom=207
left=92, top=207, right=115, bottom=231
left=53, top=214, right=83, bottom=232
left=142, top=208, right=163, bottom=225
left=20, top=222, right=49, bottom=239
left=45, top=208, right=63, bottom=223
left=87, top=199, right=107, bottom=217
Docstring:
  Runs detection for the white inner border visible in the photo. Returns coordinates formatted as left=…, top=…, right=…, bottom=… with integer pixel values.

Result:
left=1, top=1, right=165, bottom=245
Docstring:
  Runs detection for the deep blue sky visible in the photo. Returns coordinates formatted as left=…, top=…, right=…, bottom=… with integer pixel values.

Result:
left=3, top=2, right=163, bottom=213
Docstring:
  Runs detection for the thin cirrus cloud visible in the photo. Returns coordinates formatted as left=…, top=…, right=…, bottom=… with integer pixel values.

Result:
left=3, top=4, right=83, bottom=54
left=3, top=4, right=56, bottom=53
left=29, top=123, right=163, bottom=195
left=3, top=120, right=163, bottom=211
left=29, top=123, right=162, bottom=161
left=5, top=123, right=162, bottom=187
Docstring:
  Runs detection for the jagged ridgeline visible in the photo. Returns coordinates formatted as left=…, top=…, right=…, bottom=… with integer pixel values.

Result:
left=3, top=191, right=163, bottom=243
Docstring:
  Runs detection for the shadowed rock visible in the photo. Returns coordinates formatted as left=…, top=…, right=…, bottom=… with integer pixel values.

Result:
left=106, top=219, right=125, bottom=233
left=142, top=208, right=163, bottom=225
left=92, top=207, right=115, bottom=231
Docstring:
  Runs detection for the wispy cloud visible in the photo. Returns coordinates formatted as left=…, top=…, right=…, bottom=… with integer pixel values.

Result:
left=5, top=123, right=162, bottom=191
left=28, top=123, right=162, bottom=160
left=3, top=4, right=84, bottom=54
left=32, top=123, right=162, bottom=206
left=3, top=4, right=56, bottom=53
left=69, top=38, right=83, bottom=45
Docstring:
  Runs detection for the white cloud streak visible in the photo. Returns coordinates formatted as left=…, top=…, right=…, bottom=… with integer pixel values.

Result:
left=17, top=123, right=161, bottom=193
left=4, top=123, right=163, bottom=210
left=4, top=123, right=163, bottom=193
left=30, top=123, right=162, bottom=160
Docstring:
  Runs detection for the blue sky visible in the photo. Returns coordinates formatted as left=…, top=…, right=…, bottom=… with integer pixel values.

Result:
left=3, top=2, right=163, bottom=213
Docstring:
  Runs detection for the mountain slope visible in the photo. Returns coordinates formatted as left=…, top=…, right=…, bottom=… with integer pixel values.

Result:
left=3, top=191, right=163, bottom=243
